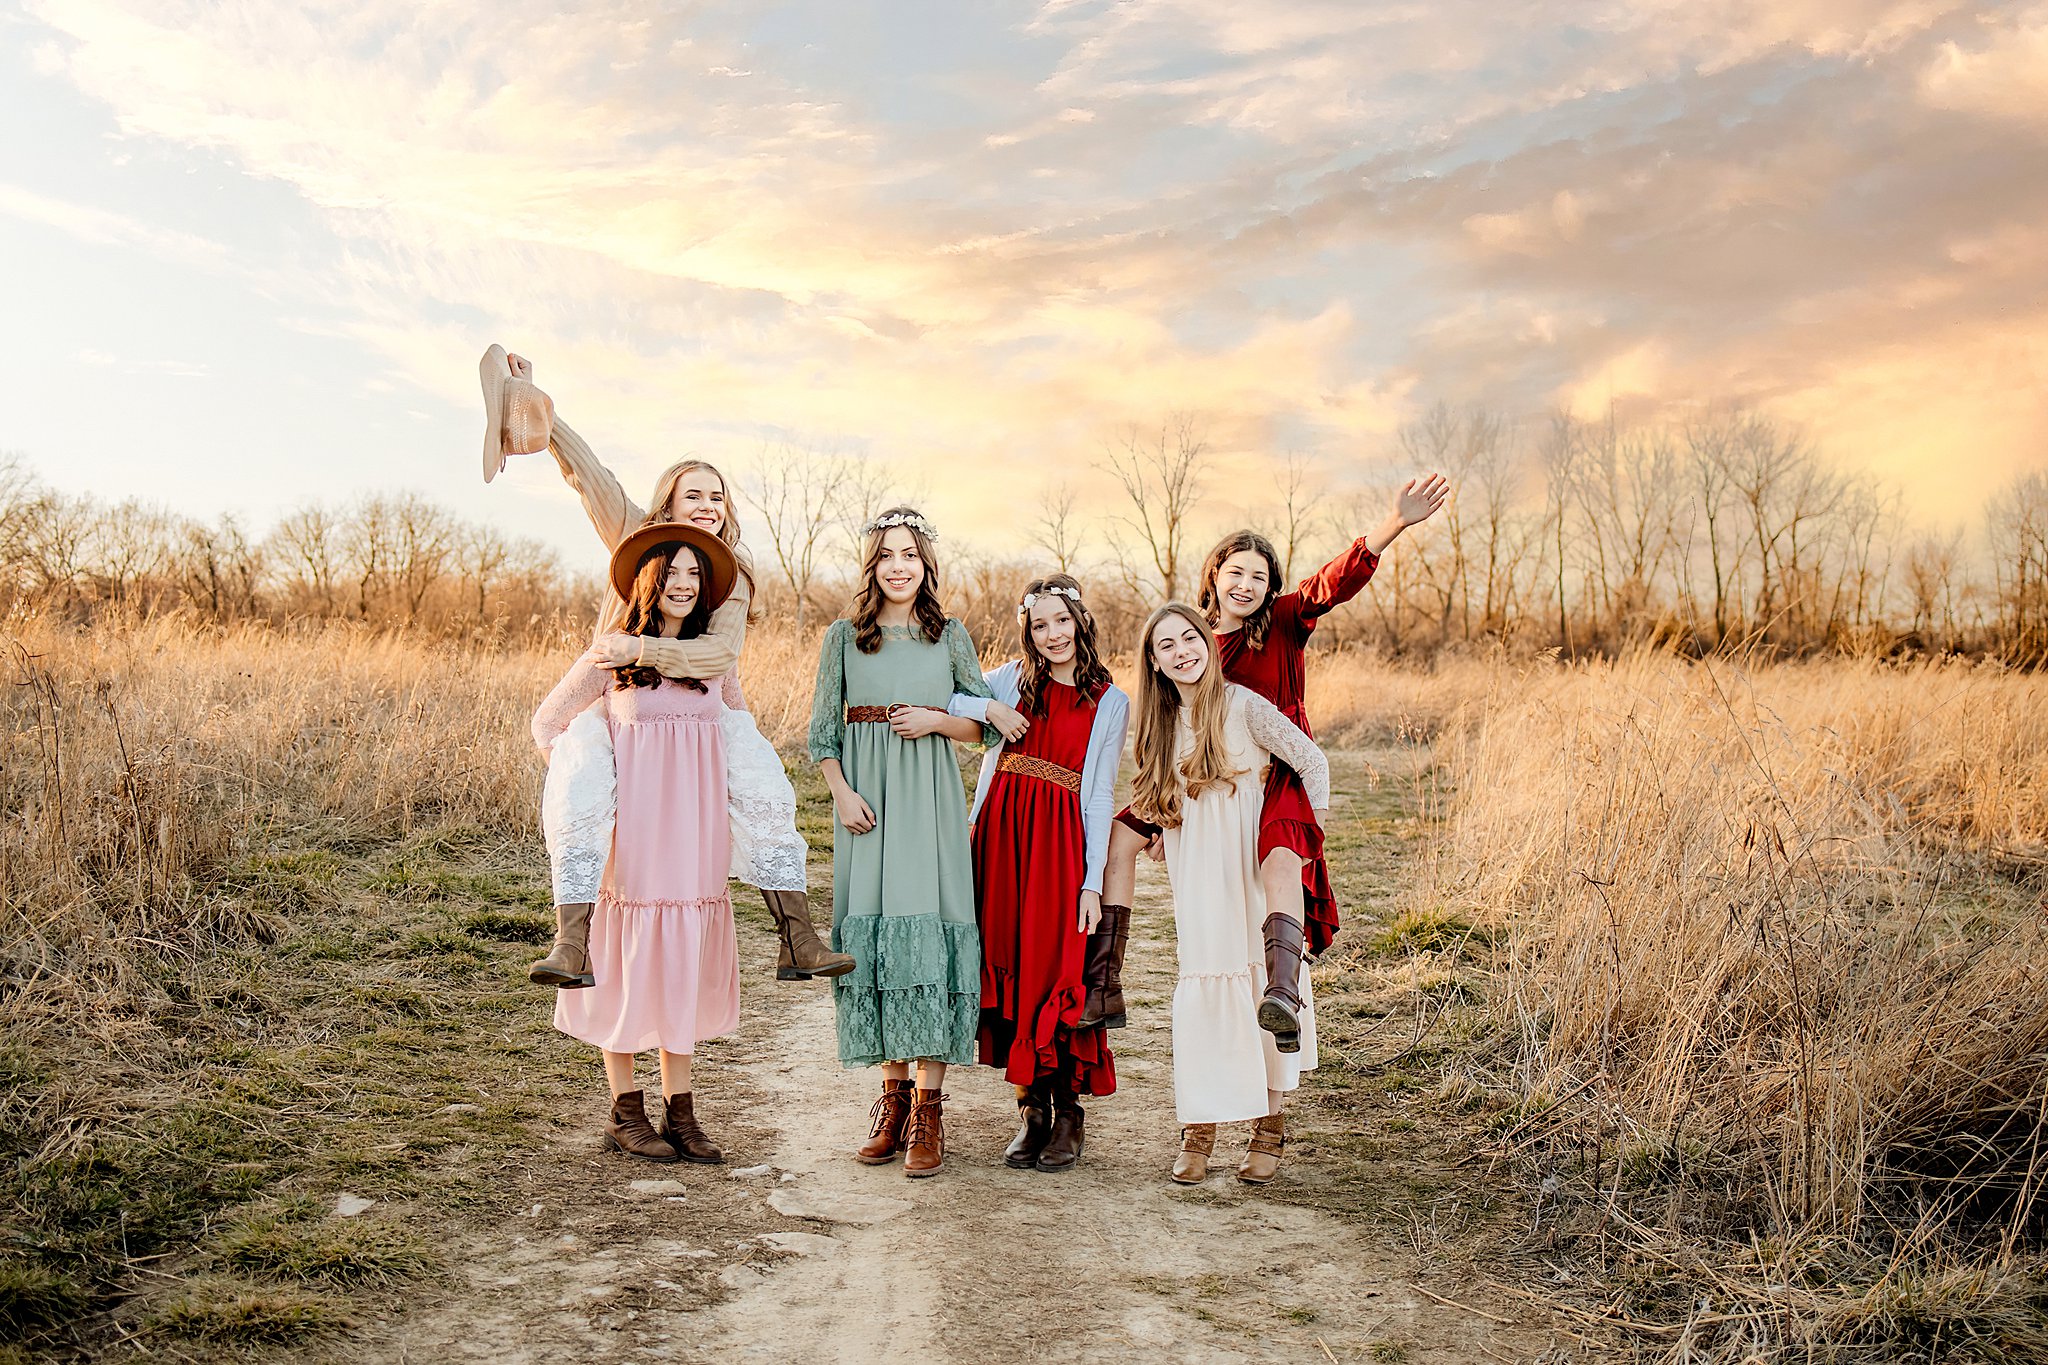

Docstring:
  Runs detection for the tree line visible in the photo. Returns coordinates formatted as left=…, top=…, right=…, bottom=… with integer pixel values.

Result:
left=5, top=406, right=2043, bottom=664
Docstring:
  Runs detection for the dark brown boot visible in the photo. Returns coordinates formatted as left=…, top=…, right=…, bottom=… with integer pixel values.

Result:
left=1003, top=1082, right=1053, bottom=1170
left=902, top=1089, right=947, bottom=1178
left=1076, top=903, right=1130, bottom=1028
left=528, top=902, right=595, bottom=988
left=1035, top=1086, right=1085, bottom=1173
left=764, top=889, right=855, bottom=981
left=604, top=1089, right=677, bottom=1163
left=854, top=1078, right=915, bottom=1164
left=662, top=1091, right=723, bottom=1164
left=1257, top=913, right=1306, bottom=1054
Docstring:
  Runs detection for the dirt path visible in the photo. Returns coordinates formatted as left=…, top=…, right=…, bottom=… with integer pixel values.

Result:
left=337, top=748, right=1556, bottom=1364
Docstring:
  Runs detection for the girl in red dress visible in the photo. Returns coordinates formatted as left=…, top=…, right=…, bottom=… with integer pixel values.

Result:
left=955, top=575, right=1130, bottom=1173
left=1089, top=473, right=1450, bottom=1048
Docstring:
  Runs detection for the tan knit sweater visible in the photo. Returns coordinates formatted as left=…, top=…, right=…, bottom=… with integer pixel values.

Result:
left=550, top=416, right=751, bottom=681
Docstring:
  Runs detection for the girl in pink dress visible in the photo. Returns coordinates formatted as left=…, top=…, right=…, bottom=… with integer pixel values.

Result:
left=531, top=523, right=743, bottom=1164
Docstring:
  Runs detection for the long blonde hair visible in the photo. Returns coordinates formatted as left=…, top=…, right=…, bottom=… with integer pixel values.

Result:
left=1129, top=603, right=1246, bottom=829
left=645, top=458, right=758, bottom=620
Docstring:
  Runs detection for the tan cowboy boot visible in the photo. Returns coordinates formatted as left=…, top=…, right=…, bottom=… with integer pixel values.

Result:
left=1237, top=1113, right=1286, bottom=1184
left=763, top=889, right=854, bottom=981
left=1171, top=1123, right=1215, bottom=1184
left=528, top=902, right=595, bottom=988
left=604, top=1090, right=678, bottom=1163
left=855, top=1078, right=915, bottom=1164
left=902, top=1089, right=947, bottom=1178
left=1257, top=913, right=1306, bottom=1053
left=1077, top=903, right=1131, bottom=1028
left=663, top=1091, right=723, bottom=1164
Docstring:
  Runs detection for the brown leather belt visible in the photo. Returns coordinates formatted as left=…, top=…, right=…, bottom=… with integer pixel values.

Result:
left=846, top=705, right=907, bottom=723
left=997, top=751, right=1082, bottom=793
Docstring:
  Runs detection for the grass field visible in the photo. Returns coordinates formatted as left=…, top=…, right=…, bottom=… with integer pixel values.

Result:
left=4, top=611, right=2045, bottom=1362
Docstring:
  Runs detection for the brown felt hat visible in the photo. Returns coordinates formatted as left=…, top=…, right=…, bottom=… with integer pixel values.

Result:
left=608, top=522, right=738, bottom=611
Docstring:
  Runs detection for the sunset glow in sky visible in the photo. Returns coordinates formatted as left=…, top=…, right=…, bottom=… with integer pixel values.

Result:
left=3, top=1, right=2043, bottom=570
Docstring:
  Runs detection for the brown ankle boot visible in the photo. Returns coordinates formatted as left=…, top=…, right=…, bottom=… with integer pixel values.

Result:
left=1035, top=1087, right=1085, bottom=1173
left=528, top=902, right=595, bottom=988
left=662, top=1091, right=723, bottom=1164
left=902, top=1089, right=947, bottom=1178
left=764, top=889, right=855, bottom=981
left=1238, top=1113, right=1286, bottom=1184
left=855, top=1078, right=915, bottom=1164
left=1257, top=913, right=1306, bottom=1053
left=1003, top=1083, right=1053, bottom=1170
left=1171, top=1123, right=1216, bottom=1183
left=1077, top=904, right=1131, bottom=1028
left=604, top=1090, right=678, bottom=1163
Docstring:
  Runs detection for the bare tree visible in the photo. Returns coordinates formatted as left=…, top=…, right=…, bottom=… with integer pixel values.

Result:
left=1268, top=451, right=1323, bottom=583
left=1030, top=482, right=1087, bottom=574
left=176, top=515, right=263, bottom=620
left=743, top=443, right=846, bottom=627
left=1988, top=470, right=2048, bottom=664
left=455, top=523, right=515, bottom=620
left=269, top=504, right=343, bottom=617
left=1103, top=412, right=1209, bottom=600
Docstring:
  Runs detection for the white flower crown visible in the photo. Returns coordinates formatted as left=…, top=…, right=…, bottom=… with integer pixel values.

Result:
left=1017, top=584, right=1083, bottom=619
left=866, top=510, right=939, bottom=540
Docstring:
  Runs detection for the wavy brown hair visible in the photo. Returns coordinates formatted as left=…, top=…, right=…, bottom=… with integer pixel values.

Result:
left=611, top=540, right=716, bottom=692
left=1197, top=529, right=1285, bottom=651
left=645, top=458, right=759, bottom=622
left=1128, top=603, right=1246, bottom=829
left=850, top=506, right=947, bottom=654
left=1015, top=573, right=1112, bottom=717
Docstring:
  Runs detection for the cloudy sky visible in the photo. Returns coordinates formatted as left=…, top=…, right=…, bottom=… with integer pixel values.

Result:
left=2, top=0, right=2042, bottom=570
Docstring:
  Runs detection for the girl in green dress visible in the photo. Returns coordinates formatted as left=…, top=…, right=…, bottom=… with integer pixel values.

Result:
left=808, top=506, right=997, bottom=1177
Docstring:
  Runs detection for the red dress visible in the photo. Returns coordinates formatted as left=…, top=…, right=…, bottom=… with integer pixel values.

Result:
left=973, top=680, right=1115, bottom=1095
left=1121, top=538, right=1380, bottom=957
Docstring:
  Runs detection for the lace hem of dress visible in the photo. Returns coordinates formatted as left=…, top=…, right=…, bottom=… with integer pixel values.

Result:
left=552, top=847, right=609, bottom=906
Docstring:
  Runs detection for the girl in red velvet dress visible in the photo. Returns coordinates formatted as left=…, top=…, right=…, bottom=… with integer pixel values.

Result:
left=953, top=575, right=1130, bottom=1173
left=1089, top=473, right=1450, bottom=1048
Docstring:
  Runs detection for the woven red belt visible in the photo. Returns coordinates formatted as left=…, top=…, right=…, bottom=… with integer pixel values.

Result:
left=997, top=751, right=1082, bottom=793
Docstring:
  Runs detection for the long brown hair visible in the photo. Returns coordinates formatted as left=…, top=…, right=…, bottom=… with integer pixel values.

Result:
left=645, top=458, right=759, bottom=621
left=850, top=506, right=947, bottom=654
left=1129, top=603, right=1246, bottom=829
left=1197, top=529, right=1284, bottom=651
left=611, top=541, right=716, bottom=692
left=1015, top=573, right=1112, bottom=717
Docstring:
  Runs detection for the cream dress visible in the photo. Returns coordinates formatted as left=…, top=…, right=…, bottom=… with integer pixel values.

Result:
left=1163, top=684, right=1331, bottom=1125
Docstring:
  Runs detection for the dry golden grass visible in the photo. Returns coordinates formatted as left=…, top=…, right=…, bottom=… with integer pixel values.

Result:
left=1395, top=653, right=2048, bottom=1359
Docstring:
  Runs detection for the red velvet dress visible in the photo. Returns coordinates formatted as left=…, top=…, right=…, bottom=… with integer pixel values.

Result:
left=973, top=681, right=1115, bottom=1095
left=1121, top=539, right=1380, bottom=957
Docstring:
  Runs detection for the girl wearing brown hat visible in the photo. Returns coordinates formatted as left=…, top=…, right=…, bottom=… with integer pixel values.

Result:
left=481, top=347, right=852, bottom=990
left=530, top=524, right=746, bottom=1163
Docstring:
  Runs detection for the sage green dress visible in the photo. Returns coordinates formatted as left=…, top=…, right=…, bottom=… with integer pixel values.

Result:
left=808, top=618, right=997, bottom=1066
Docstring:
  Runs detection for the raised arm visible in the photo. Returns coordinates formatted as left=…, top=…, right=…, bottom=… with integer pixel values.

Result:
left=548, top=417, right=647, bottom=550
left=1240, top=689, right=1330, bottom=811
left=1295, top=472, right=1451, bottom=620
left=531, top=656, right=610, bottom=753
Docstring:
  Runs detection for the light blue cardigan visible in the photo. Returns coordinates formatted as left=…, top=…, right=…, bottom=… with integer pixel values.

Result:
left=948, top=660, right=1131, bottom=897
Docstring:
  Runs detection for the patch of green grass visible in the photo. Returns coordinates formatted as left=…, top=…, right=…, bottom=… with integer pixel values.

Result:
left=0, top=1259, right=89, bottom=1337
left=1279, top=1304, right=1320, bottom=1324
left=461, top=908, right=553, bottom=944
left=1367, top=907, right=1488, bottom=957
left=218, top=848, right=343, bottom=915
left=150, top=1277, right=351, bottom=1343
left=217, top=1209, right=437, bottom=1287
left=1368, top=1340, right=1410, bottom=1363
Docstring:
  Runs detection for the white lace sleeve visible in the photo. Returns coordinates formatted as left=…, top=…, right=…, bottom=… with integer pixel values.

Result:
left=721, top=671, right=749, bottom=712
left=1239, top=689, right=1330, bottom=809
left=532, top=658, right=609, bottom=753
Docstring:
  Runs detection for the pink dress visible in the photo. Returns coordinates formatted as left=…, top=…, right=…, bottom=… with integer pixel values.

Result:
left=532, top=660, right=740, bottom=1055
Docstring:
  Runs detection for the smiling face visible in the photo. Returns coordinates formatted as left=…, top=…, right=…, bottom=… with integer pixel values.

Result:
left=666, top=467, right=729, bottom=536
left=1027, top=597, right=1077, bottom=667
left=656, top=553, right=702, bottom=625
left=1150, top=610, right=1211, bottom=691
left=1212, top=549, right=1273, bottom=626
left=874, top=527, right=925, bottom=604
